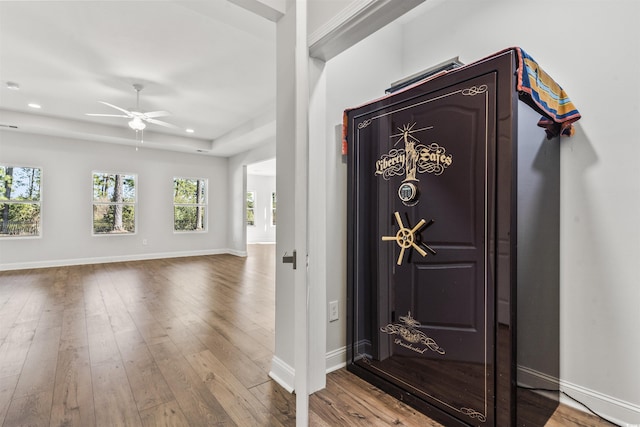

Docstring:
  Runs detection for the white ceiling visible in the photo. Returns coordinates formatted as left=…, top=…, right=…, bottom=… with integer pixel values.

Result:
left=1, top=0, right=425, bottom=163
left=0, top=0, right=277, bottom=157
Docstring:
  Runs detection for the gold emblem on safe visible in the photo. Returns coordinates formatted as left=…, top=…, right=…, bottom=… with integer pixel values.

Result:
left=374, top=123, right=453, bottom=181
left=380, top=311, right=445, bottom=355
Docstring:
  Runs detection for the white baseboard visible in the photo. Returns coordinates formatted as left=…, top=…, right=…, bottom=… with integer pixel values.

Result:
left=269, top=356, right=295, bottom=393
left=518, top=365, right=640, bottom=426
left=226, top=249, right=248, bottom=257
left=560, top=378, right=640, bottom=427
left=268, top=348, right=347, bottom=395
left=517, top=364, right=560, bottom=390
left=0, top=248, right=246, bottom=271
left=325, top=346, right=347, bottom=374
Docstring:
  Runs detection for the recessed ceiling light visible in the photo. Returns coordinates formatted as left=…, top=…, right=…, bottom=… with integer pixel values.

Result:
left=186, top=128, right=195, bottom=133
left=6, top=81, right=20, bottom=90
left=28, top=103, right=42, bottom=109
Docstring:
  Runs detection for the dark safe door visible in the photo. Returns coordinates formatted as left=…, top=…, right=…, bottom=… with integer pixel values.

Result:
left=348, top=73, right=497, bottom=426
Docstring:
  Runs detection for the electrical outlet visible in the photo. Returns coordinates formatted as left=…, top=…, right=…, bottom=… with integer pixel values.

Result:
left=329, top=300, right=339, bottom=322
left=142, top=238, right=148, bottom=245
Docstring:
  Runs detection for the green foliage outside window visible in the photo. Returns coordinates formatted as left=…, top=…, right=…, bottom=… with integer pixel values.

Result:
left=92, top=172, right=136, bottom=234
left=1, top=165, right=42, bottom=237
left=174, top=178, right=206, bottom=231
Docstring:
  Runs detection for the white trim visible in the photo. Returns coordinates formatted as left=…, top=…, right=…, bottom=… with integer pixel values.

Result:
left=325, top=346, right=347, bottom=374
left=227, top=0, right=285, bottom=22
left=308, top=0, right=377, bottom=46
left=518, top=366, right=640, bottom=426
left=269, top=356, right=295, bottom=393
left=307, top=57, right=328, bottom=395
left=0, top=248, right=246, bottom=271
left=227, top=248, right=248, bottom=257
left=560, top=378, right=640, bottom=426
left=269, top=348, right=347, bottom=393
left=308, top=0, right=424, bottom=61
left=517, top=364, right=560, bottom=390
left=293, top=1, right=311, bottom=424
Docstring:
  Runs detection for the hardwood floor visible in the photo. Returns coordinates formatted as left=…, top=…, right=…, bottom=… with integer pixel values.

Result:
left=0, top=245, right=615, bottom=426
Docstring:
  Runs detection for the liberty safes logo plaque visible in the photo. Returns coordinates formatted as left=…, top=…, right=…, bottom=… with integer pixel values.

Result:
left=374, top=123, right=453, bottom=182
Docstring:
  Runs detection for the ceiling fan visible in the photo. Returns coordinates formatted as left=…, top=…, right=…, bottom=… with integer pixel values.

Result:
left=86, top=83, right=178, bottom=132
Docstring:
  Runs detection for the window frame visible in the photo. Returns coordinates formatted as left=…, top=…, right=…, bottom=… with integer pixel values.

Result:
left=246, top=191, right=256, bottom=227
left=173, top=176, right=208, bottom=233
left=91, top=171, right=137, bottom=236
left=271, top=191, right=276, bottom=227
left=0, top=164, right=43, bottom=239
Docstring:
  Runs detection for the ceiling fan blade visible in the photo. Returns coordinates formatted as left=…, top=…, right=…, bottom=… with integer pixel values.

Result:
left=146, top=118, right=179, bottom=129
left=144, top=110, right=171, bottom=118
left=98, top=101, right=133, bottom=116
left=86, top=113, right=130, bottom=118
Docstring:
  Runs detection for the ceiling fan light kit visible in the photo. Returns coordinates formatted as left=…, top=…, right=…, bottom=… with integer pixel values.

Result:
left=128, top=117, right=146, bottom=131
left=86, top=84, right=179, bottom=138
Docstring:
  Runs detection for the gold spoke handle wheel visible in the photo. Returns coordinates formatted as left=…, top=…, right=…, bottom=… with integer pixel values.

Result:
left=381, top=212, right=435, bottom=265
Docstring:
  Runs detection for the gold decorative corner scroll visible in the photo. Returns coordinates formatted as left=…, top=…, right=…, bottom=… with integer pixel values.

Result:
left=460, top=407, right=487, bottom=422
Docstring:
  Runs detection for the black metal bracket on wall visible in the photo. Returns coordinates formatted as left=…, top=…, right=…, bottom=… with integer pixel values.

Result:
left=282, top=250, right=296, bottom=270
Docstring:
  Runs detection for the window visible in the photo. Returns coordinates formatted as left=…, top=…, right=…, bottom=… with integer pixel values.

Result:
left=173, top=177, right=207, bottom=232
left=271, top=192, right=276, bottom=226
left=92, top=172, right=136, bottom=234
left=0, top=165, right=42, bottom=237
left=247, top=191, right=255, bottom=226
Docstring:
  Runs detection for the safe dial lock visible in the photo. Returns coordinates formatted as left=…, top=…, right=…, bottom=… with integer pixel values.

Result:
left=381, top=212, right=436, bottom=265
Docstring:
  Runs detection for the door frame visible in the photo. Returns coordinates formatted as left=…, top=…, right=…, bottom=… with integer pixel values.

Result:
left=272, top=1, right=428, bottom=425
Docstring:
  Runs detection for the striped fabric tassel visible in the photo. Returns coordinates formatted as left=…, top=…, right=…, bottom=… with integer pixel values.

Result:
left=514, top=47, right=581, bottom=138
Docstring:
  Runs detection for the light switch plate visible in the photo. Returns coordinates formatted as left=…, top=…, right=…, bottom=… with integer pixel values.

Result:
left=329, top=300, right=339, bottom=322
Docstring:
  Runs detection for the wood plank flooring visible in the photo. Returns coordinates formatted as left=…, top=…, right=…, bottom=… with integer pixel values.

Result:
left=0, top=244, right=616, bottom=426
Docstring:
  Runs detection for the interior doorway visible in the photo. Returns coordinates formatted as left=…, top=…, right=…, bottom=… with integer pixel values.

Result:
left=246, top=158, right=277, bottom=244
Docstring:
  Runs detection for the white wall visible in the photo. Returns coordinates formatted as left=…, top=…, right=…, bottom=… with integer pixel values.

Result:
left=0, top=130, right=229, bottom=269
left=321, top=21, right=405, bottom=363
left=247, top=174, right=276, bottom=243
left=321, top=0, right=640, bottom=424
left=227, top=141, right=276, bottom=255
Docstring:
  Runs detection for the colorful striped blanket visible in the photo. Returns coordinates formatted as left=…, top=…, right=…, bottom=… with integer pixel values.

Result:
left=513, top=47, right=581, bottom=138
